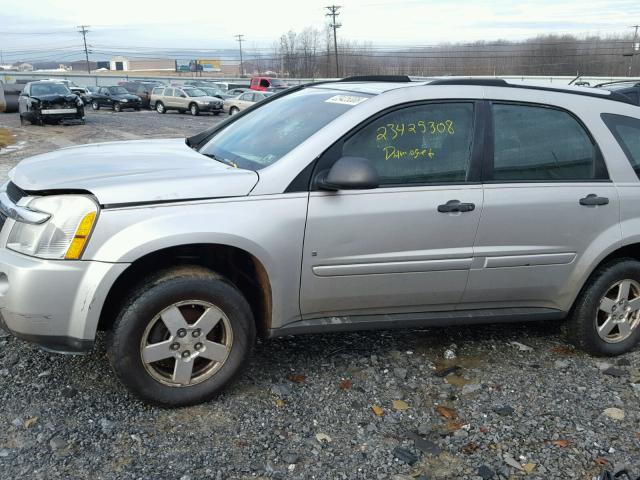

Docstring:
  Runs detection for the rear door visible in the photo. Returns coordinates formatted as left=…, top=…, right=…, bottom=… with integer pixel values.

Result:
left=300, top=101, right=484, bottom=318
left=461, top=102, right=620, bottom=311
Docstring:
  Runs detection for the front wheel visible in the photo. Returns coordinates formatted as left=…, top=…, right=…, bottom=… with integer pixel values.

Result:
left=91, top=100, right=100, bottom=110
left=106, top=266, right=256, bottom=407
left=156, top=102, right=166, bottom=114
left=566, top=258, right=640, bottom=356
left=229, top=106, right=239, bottom=116
left=113, top=102, right=122, bottom=112
left=190, top=103, right=200, bottom=116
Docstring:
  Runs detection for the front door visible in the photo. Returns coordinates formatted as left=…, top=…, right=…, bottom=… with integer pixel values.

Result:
left=300, top=101, right=484, bottom=318
left=461, top=102, right=621, bottom=311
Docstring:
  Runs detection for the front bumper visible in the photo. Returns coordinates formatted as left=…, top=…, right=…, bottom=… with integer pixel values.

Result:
left=0, top=246, right=128, bottom=353
left=199, top=103, right=223, bottom=113
left=119, top=101, right=141, bottom=109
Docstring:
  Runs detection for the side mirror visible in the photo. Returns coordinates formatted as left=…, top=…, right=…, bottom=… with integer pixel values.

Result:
left=316, top=156, right=379, bottom=191
left=19, top=92, right=28, bottom=97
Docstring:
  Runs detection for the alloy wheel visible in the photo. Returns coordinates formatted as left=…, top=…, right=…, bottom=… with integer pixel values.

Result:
left=140, top=300, right=233, bottom=386
left=596, top=279, right=640, bottom=343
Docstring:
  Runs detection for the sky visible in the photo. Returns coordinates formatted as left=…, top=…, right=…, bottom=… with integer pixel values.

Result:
left=1, top=0, right=640, bottom=62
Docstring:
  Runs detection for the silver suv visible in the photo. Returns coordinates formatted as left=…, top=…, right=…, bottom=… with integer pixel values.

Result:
left=150, top=86, right=223, bottom=115
left=2, top=77, right=640, bottom=406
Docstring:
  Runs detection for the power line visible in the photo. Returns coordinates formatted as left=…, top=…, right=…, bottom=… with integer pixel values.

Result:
left=77, top=25, right=91, bottom=73
left=325, top=5, right=341, bottom=77
left=235, top=34, right=244, bottom=77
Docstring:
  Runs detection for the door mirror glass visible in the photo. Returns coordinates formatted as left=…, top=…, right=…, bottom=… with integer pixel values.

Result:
left=317, top=156, right=379, bottom=191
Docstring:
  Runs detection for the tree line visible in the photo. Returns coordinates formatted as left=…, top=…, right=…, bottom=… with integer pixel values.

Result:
left=246, top=28, right=639, bottom=78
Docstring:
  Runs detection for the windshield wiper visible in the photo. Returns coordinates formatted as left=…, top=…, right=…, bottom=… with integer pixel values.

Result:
left=203, top=153, right=239, bottom=169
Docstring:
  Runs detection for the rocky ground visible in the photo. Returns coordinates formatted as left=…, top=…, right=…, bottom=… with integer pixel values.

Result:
left=0, top=109, right=639, bottom=480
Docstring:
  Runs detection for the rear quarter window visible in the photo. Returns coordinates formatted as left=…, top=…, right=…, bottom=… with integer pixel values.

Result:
left=602, top=113, right=640, bottom=178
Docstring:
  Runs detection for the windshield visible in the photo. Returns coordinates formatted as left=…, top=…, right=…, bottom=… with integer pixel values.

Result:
left=200, top=88, right=371, bottom=170
left=30, top=83, right=71, bottom=96
left=109, top=86, right=129, bottom=95
left=185, top=89, right=207, bottom=97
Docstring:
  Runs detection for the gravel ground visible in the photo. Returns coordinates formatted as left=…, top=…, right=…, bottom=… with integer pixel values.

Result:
left=0, top=109, right=639, bottom=480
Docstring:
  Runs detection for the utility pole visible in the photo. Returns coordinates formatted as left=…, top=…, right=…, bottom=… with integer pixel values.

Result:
left=325, top=5, right=341, bottom=77
left=77, top=25, right=91, bottom=73
left=235, top=34, right=245, bottom=77
left=630, top=24, right=639, bottom=77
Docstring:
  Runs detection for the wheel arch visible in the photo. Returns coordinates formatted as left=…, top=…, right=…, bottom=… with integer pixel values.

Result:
left=570, top=241, right=640, bottom=311
left=97, top=243, right=272, bottom=339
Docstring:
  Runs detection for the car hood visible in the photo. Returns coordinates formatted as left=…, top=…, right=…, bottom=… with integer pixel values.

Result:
left=9, top=138, right=259, bottom=206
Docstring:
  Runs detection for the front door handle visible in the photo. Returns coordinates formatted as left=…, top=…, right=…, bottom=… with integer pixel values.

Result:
left=579, top=194, right=609, bottom=206
left=437, top=200, right=476, bottom=213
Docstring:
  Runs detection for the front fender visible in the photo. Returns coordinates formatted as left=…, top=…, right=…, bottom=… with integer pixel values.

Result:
left=84, top=195, right=309, bottom=328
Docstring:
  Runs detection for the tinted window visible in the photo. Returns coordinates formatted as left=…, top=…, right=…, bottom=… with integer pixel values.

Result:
left=492, top=104, right=600, bottom=181
left=342, top=103, right=475, bottom=185
left=602, top=113, right=640, bottom=178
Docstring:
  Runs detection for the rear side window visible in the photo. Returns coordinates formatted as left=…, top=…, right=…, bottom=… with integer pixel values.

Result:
left=164, top=88, right=173, bottom=96
left=602, top=113, right=640, bottom=178
left=491, top=104, right=604, bottom=181
left=342, top=102, right=475, bottom=186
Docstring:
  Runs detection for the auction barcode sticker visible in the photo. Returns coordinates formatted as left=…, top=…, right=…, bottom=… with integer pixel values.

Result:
left=325, top=95, right=369, bottom=106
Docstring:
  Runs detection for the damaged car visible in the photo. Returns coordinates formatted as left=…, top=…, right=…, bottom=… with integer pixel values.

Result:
left=18, top=81, right=85, bottom=126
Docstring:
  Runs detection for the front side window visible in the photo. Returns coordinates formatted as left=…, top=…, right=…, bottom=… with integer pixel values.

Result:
left=200, top=87, right=372, bottom=170
left=341, top=103, right=475, bottom=185
left=240, top=93, right=253, bottom=101
left=491, top=104, right=602, bottom=181
left=602, top=113, right=640, bottom=178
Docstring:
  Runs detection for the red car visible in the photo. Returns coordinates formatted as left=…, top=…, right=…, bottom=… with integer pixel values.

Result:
left=249, top=76, right=289, bottom=92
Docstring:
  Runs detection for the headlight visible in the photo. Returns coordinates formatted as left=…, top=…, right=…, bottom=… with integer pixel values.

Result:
left=7, top=195, right=98, bottom=260
left=121, top=98, right=129, bottom=102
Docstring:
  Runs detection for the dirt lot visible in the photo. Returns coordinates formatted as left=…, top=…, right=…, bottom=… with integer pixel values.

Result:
left=0, top=109, right=639, bottom=480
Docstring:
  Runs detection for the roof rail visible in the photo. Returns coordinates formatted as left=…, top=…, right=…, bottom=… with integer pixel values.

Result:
left=338, top=75, right=412, bottom=83
left=428, top=78, right=635, bottom=105
left=428, top=78, right=508, bottom=87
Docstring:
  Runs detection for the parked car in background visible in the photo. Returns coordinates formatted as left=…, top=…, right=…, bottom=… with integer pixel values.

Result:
left=118, top=81, right=157, bottom=108
left=68, top=86, right=88, bottom=103
left=81, top=85, right=100, bottom=105
left=250, top=76, right=288, bottom=91
left=198, top=86, right=232, bottom=100
left=226, top=87, right=250, bottom=97
left=184, top=80, right=217, bottom=89
left=18, top=80, right=84, bottom=125
left=90, top=86, right=142, bottom=112
left=213, top=81, right=250, bottom=92
left=596, top=81, right=640, bottom=106
left=224, top=91, right=273, bottom=115
left=4, top=77, right=640, bottom=407
left=151, top=86, right=223, bottom=115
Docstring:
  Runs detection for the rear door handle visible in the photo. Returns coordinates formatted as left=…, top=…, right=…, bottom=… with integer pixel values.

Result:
left=579, top=194, right=609, bottom=206
left=437, top=200, right=476, bottom=213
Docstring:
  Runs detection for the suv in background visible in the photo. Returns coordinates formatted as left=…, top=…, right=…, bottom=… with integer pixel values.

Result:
left=90, top=86, right=142, bottom=112
left=3, top=77, right=640, bottom=407
left=597, top=80, right=640, bottom=106
left=150, top=86, right=223, bottom=115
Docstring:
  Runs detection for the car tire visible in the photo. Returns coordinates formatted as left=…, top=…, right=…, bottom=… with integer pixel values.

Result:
left=213, top=111, right=221, bottom=116
left=156, top=102, right=166, bottom=114
left=91, top=100, right=100, bottom=110
left=113, top=102, right=122, bottom=113
left=190, top=103, right=200, bottom=116
left=229, top=107, right=239, bottom=116
left=566, top=258, right=640, bottom=356
left=134, top=107, right=140, bottom=111
left=19, top=115, right=28, bottom=126
left=106, top=265, right=256, bottom=407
